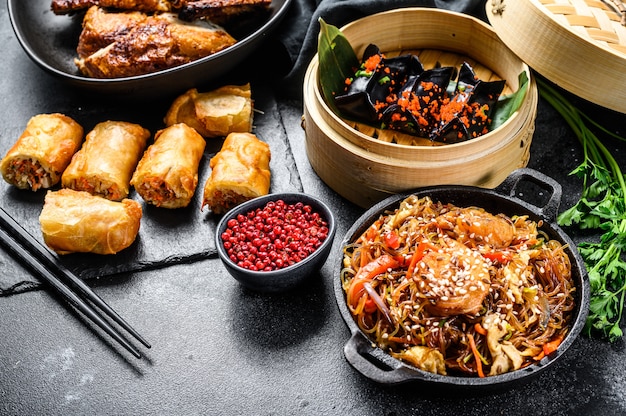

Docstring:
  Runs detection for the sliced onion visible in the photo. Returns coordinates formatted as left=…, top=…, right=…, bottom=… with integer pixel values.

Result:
left=363, top=282, right=393, bottom=325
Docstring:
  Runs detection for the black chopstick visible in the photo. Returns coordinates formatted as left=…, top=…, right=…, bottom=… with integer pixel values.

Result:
left=0, top=206, right=150, bottom=358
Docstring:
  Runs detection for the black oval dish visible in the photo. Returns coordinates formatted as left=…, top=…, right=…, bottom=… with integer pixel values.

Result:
left=333, top=168, right=590, bottom=389
left=8, top=0, right=292, bottom=98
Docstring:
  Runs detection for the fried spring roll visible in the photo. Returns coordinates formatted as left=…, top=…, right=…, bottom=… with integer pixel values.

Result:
left=62, top=120, right=150, bottom=201
left=202, top=132, right=270, bottom=214
left=164, top=84, right=253, bottom=138
left=39, top=189, right=142, bottom=255
left=131, top=123, right=206, bottom=208
left=0, top=114, right=84, bottom=191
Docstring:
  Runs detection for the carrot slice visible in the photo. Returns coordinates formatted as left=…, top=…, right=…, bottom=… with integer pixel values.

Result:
left=405, top=241, right=436, bottom=280
left=543, top=334, right=564, bottom=356
left=474, top=322, right=488, bottom=336
left=347, top=254, right=401, bottom=309
left=468, top=333, right=485, bottom=378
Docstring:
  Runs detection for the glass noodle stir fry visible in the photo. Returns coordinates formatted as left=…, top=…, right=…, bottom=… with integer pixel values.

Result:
left=340, top=195, right=576, bottom=377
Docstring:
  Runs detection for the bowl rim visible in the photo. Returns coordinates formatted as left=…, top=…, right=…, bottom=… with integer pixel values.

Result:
left=215, top=192, right=337, bottom=277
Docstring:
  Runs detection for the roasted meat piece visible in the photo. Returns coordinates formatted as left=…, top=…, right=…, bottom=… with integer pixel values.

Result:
left=51, top=0, right=173, bottom=14
left=77, top=6, right=148, bottom=58
left=75, top=10, right=236, bottom=78
left=178, top=0, right=272, bottom=24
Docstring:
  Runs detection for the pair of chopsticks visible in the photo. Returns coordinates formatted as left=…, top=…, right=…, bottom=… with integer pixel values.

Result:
left=0, top=206, right=150, bottom=359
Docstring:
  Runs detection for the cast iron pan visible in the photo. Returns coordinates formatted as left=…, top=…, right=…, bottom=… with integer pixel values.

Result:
left=333, top=168, right=590, bottom=388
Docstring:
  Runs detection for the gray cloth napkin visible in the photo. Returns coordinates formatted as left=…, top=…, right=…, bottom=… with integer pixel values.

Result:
left=273, top=0, right=487, bottom=97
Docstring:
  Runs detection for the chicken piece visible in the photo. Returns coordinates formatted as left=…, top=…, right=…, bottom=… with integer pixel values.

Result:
left=483, top=314, right=524, bottom=376
left=178, top=0, right=272, bottom=24
left=51, top=0, right=172, bottom=14
left=77, top=6, right=148, bottom=58
left=502, top=249, right=533, bottom=304
left=414, top=236, right=490, bottom=316
left=395, top=346, right=447, bottom=375
left=75, top=12, right=236, bottom=78
left=436, top=207, right=515, bottom=249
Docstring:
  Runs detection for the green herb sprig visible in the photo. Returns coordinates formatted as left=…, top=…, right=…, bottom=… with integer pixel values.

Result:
left=538, top=78, right=626, bottom=342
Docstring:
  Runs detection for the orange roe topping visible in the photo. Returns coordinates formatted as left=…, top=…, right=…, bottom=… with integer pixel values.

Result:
left=363, top=54, right=382, bottom=72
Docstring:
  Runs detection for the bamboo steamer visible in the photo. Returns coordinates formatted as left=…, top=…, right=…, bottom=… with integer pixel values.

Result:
left=303, top=8, right=537, bottom=208
left=487, top=0, right=626, bottom=114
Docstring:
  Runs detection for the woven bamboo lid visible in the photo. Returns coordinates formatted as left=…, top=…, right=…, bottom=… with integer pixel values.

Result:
left=487, top=0, right=626, bottom=113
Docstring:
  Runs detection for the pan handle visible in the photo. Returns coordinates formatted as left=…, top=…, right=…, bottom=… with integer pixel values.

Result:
left=344, top=332, right=419, bottom=384
left=496, top=168, right=563, bottom=222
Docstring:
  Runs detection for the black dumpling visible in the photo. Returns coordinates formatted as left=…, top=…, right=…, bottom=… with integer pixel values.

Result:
left=335, top=44, right=424, bottom=123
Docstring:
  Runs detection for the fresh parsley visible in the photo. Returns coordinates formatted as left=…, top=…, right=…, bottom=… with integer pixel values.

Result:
left=538, top=78, right=626, bottom=342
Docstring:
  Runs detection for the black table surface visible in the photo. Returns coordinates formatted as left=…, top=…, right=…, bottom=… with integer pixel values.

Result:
left=2, top=3, right=626, bottom=416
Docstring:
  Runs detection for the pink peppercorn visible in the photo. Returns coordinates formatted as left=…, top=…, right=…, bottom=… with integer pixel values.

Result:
left=221, top=199, right=330, bottom=272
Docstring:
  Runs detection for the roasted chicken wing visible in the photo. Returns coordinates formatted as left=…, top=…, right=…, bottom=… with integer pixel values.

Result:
left=51, top=0, right=173, bottom=14
left=178, top=0, right=272, bottom=24
left=75, top=9, right=236, bottom=78
left=77, top=6, right=148, bottom=58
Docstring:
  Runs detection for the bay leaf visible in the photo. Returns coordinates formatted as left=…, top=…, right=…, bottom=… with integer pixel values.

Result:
left=317, top=18, right=359, bottom=113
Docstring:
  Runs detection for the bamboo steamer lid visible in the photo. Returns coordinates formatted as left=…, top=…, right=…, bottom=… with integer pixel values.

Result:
left=487, top=0, right=626, bottom=114
left=303, top=8, right=537, bottom=208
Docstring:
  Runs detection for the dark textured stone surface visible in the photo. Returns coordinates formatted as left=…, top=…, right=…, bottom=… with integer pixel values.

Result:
left=1, top=2, right=626, bottom=415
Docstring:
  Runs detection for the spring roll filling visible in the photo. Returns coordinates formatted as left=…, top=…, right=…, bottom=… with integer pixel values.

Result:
left=136, top=176, right=177, bottom=206
left=69, top=176, right=124, bottom=201
left=4, top=157, right=56, bottom=191
left=206, top=189, right=250, bottom=214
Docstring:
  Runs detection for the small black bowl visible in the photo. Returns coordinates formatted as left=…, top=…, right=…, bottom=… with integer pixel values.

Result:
left=216, top=193, right=336, bottom=293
